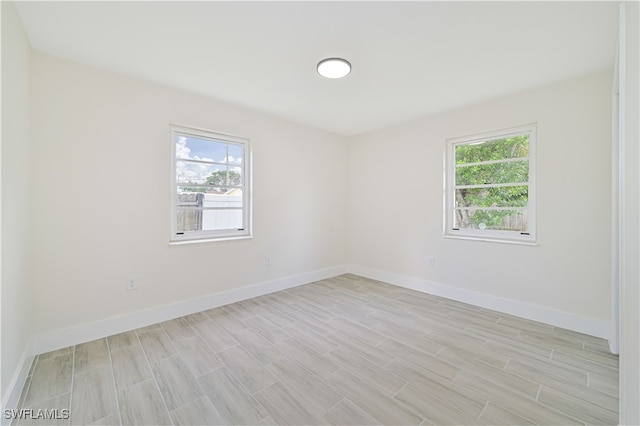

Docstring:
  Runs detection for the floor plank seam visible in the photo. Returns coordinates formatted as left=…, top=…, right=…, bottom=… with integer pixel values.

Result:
left=67, top=346, right=76, bottom=426
left=105, top=337, right=124, bottom=426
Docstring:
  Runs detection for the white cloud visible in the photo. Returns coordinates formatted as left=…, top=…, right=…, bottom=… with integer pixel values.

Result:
left=227, top=155, right=242, bottom=165
left=176, top=137, right=212, bottom=183
left=175, top=137, right=242, bottom=185
left=176, top=136, right=192, bottom=159
left=176, top=162, right=216, bottom=184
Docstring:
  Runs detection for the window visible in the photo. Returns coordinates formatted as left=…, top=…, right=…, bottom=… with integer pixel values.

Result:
left=445, top=124, right=536, bottom=244
left=170, top=125, right=251, bottom=243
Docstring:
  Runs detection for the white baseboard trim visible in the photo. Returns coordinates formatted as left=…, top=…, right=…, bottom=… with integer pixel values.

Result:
left=33, top=264, right=348, bottom=355
left=348, top=264, right=611, bottom=340
left=1, top=338, right=35, bottom=423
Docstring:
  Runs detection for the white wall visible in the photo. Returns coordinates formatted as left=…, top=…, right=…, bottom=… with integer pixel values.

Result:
left=29, top=52, right=348, bottom=340
left=1, top=1, right=33, bottom=410
left=348, top=70, right=613, bottom=334
left=619, top=1, right=639, bottom=423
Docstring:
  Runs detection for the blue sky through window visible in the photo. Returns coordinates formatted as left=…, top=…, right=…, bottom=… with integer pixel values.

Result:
left=175, top=134, right=243, bottom=185
left=180, top=136, right=226, bottom=162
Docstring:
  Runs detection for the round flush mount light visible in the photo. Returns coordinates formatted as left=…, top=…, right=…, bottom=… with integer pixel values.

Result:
left=317, top=58, right=351, bottom=79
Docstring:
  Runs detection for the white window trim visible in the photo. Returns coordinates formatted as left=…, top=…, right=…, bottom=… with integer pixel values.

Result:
left=170, top=124, right=252, bottom=245
left=444, top=124, right=537, bottom=245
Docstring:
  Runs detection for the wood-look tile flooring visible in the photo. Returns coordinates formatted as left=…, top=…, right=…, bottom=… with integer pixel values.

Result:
left=15, top=274, right=619, bottom=425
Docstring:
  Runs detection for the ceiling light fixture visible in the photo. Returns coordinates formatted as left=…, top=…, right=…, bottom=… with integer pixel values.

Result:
left=317, top=58, right=351, bottom=79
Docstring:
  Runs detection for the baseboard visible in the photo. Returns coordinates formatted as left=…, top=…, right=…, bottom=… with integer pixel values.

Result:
left=348, top=264, right=611, bottom=339
left=1, top=338, right=35, bottom=423
left=32, top=264, right=348, bottom=355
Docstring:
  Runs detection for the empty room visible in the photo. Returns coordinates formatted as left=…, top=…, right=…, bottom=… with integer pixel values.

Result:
left=2, top=1, right=639, bottom=425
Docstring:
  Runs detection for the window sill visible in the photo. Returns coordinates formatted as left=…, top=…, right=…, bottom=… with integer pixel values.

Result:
left=444, top=234, right=538, bottom=246
left=169, top=235, right=252, bottom=246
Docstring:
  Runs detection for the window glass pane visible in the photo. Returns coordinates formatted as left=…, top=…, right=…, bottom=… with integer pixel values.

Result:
left=201, top=190, right=243, bottom=209
left=455, top=186, right=528, bottom=208
left=227, top=144, right=243, bottom=165
left=176, top=190, right=244, bottom=232
left=175, top=135, right=228, bottom=163
left=176, top=207, right=243, bottom=233
left=176, top=207, right=204, bottom=232
left=201, top=166, right=242, bottom=188
left=202, top=208, right=243, bottom=231
left=176, top=193, right=204, bottom=209
left=178, top=186, right=211, bottom=194
left=454, top=209, right=528, bottom=232
left=176, top=161, right=225, bottom=185
left=231, top=166, right=243, bottom=184
left=456, top=160, right=528, bottom=186
left=455, top=135, right=529, bottom=165
left=177, top=207, right=243, bottom=232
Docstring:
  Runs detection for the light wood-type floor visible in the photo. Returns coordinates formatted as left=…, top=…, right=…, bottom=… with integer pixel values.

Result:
left=15, top=274, right=619, bottom=425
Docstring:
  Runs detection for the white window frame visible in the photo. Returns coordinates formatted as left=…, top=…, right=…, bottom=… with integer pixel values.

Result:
left=444, top=124, right=537, bottom=245
left=170, top=124, right=252, bottom=244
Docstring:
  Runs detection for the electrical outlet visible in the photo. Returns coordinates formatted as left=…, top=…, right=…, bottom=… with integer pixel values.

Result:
left=126, top=277, right=139, bottom=291
left=264, top=256, right=272, bottom=267
left=427, top=256, right=436, bottom=267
